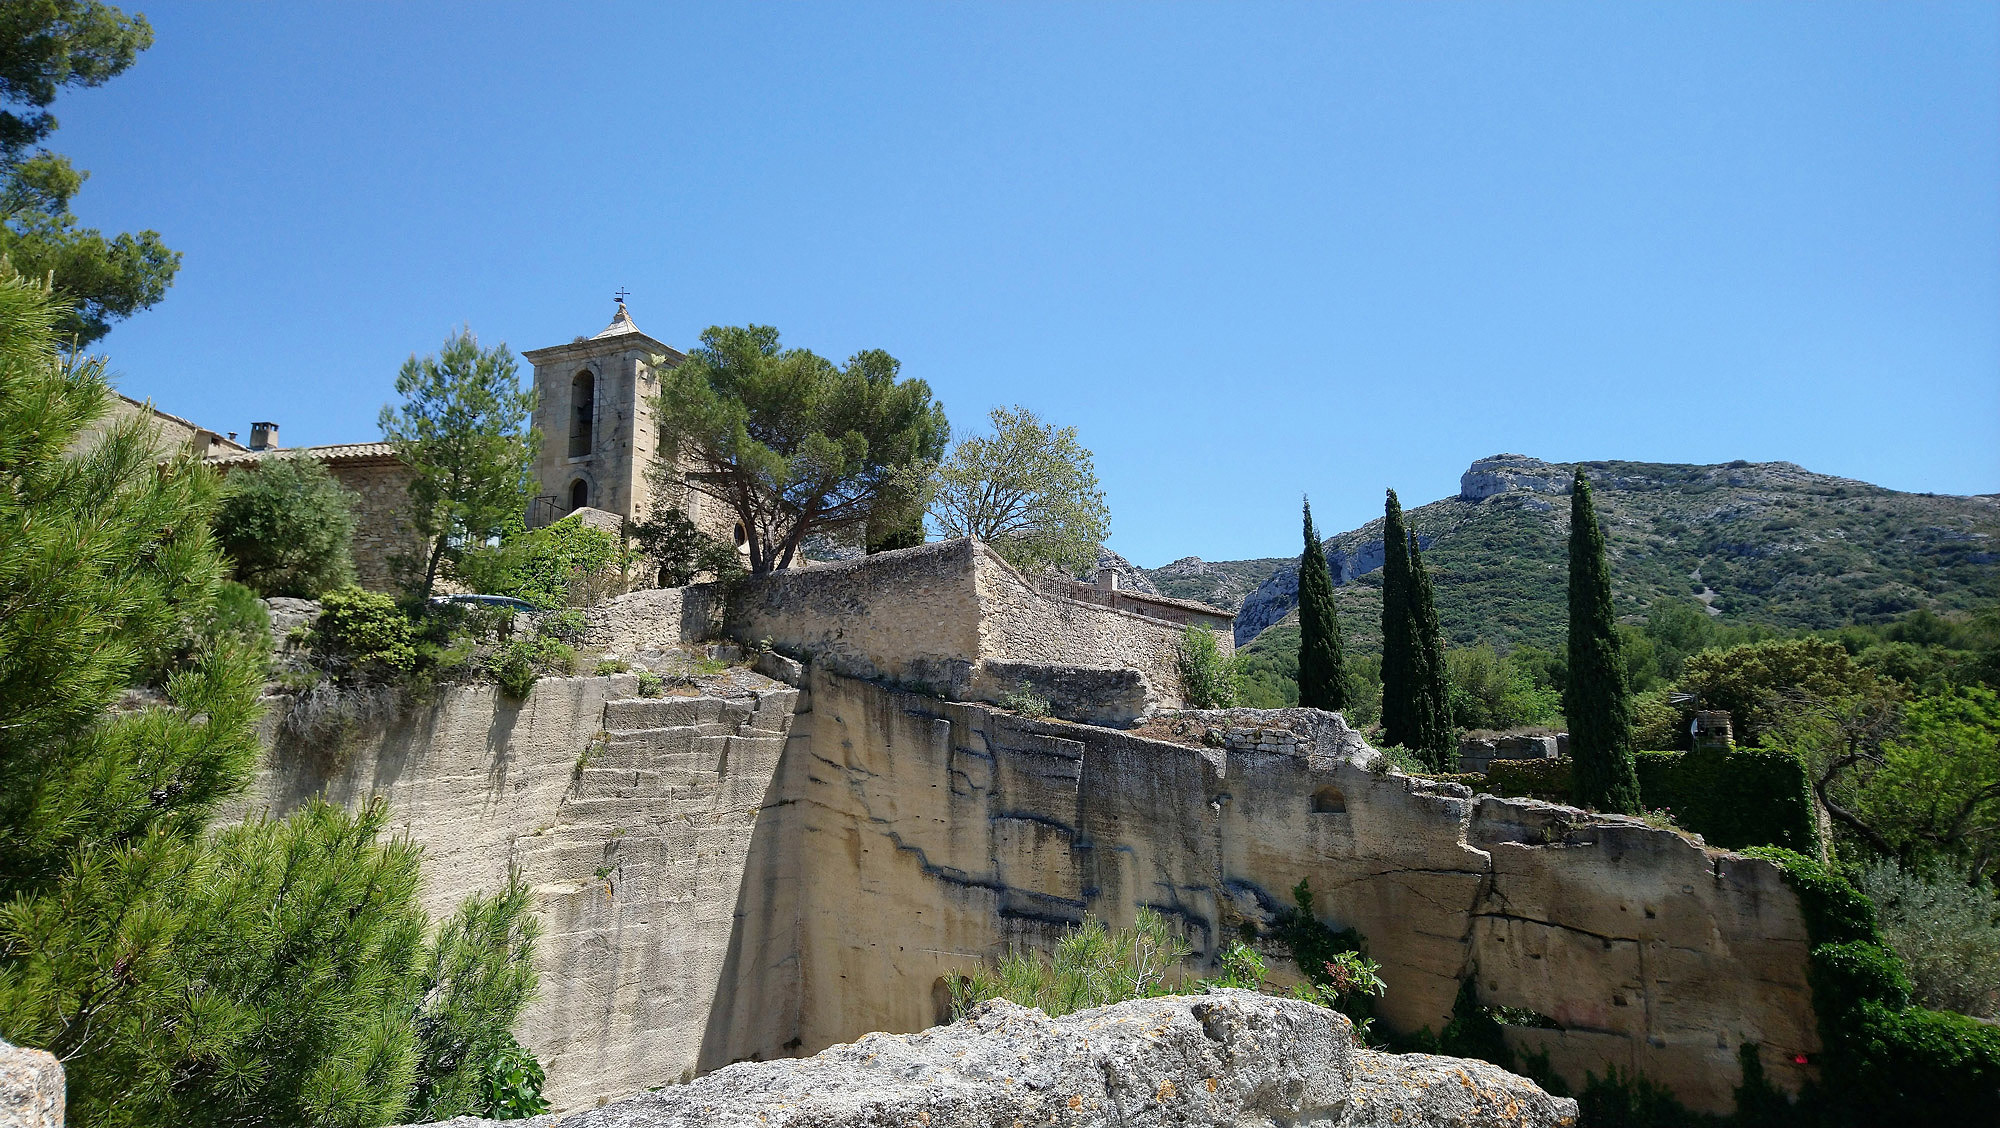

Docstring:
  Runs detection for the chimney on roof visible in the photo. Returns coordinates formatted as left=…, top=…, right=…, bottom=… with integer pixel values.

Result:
left=1096, top=567, right=1120, bottom=593
left=249, top=422, right=279, bottom=451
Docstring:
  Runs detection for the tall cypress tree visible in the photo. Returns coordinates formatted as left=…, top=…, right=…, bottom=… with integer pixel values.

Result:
left=1565, top=468, right=1642, bottom=813
left=1297, top=498, right=1348, bottom=711
left=1404, top=530, right=1454, bottom=767
left=1379, top=490, right=1417, bottom=748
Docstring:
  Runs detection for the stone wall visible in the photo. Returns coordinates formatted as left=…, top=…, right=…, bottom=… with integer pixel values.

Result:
left=726, top=538, right=1202, bottom=722
left=768, top=667, right=1818, bottom=1114
left=323, top=458, right=423, bottom=592
left=229, top=668, right=802, bottom=1110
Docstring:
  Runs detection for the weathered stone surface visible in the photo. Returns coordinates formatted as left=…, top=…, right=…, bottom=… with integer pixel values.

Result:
left=419, top=993, right=1573, bottom=1128
left=0, top=1039, right=62, bottom=1128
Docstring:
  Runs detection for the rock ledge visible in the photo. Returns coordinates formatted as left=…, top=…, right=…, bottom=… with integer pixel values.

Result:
left=427, top=992, right=1575, bottom=1128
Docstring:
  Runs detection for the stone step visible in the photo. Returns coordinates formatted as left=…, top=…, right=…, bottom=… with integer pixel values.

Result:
left=603, top=695, right=750, bottom=730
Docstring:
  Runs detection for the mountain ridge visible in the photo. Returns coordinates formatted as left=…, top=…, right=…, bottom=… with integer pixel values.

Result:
left=1140, top=453, right=1999, bottom=652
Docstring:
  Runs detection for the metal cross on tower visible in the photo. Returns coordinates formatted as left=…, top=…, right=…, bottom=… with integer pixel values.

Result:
left=613, top=287, right=631, bottom=305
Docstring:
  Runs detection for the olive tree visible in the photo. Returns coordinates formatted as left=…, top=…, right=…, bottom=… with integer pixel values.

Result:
left=927, top=405, right=1109, bottom=577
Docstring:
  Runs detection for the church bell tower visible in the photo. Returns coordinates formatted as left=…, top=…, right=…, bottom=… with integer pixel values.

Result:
left=521, top=301, right=685, bottom=528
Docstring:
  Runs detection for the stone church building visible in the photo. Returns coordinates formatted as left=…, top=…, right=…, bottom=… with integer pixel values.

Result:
left=172, top=301, right=721, bottom=591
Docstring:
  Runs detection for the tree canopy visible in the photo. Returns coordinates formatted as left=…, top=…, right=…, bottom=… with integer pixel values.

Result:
left=654, top=324, right=949, bottom=574
left=379, top=328, right=536, bottom=599
left=1565, top=468, right=1642, bottom=813
left=214, top=455, right=359, bottom=598
left=0, top=2, right=176, bottom=343
left=0, top=271, right=544, bottom=1126
left=1296, top=499, right=1348, bottom=712
left=928, top=405, right=1108, bottom=577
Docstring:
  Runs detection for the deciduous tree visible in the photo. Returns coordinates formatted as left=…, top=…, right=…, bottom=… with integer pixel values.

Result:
left=654, top=324, right=949, bottom=574
left=927, top=405, right=1107, bottom=577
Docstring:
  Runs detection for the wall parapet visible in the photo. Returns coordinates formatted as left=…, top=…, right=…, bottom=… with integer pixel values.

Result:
left=724, top=537, right=1215, bottom=724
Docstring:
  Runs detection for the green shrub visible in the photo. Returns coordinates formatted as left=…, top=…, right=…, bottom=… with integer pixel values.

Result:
left=1751, top=848, right=2000, bottom=1125
left=1176, top=625, right=1237, bottom=709
left=636, top=671, right=665, bottom=697
left=214, top=455, right=359, bottom=598
left=629, top=501, right=741, bottom=587
left=1633, top=747, right=1818, bottom=853
left=306, top=586, right=417, bottom=684
left=1483, top=757, right=1574, bottom=802
left=462, top=515, right=624, bottom=610
left=593, top=659, right=631, bottom=676
left=1857, top=861, right=2000, bottom=1018
left=1000, top=683, right=1050, bottom=718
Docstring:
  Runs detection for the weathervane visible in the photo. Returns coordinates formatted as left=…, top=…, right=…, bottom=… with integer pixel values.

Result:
left=613, top=287, right=631, bottom=306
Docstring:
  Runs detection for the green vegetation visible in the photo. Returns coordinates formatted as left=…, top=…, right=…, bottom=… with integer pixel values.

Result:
left=929, top=404, right=1109, bottom=577
left=1446, top=644, right=1561, bottom=731
left=629, top=497, right=741, bottom=587
left=460, top=513, right=625, bottom=610
left=214, top=454, right=360, bottom=597
left=0, top=1, right=178, bottom=344
left=1856, top=861, right=2000, bottom=1020
left=1633, top=748, right=1818, bottom=853
left=380, top=328, right=537, bottom=600
left=654, top=323, right=949, bottom=574
left=1175, top=625, right=1235, bottom=709
left=1380, top=490, right=1449, bottom=761
left=1296, top=499, right=1348, bottom=711
left=1567, top=469, right=1642, bottom=814
left=0, top=274, right=540, bottom=1126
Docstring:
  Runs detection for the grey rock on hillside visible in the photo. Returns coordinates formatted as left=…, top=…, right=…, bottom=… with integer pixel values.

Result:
left=1094, top=546, right=1163, bottom=595
left=426, top=992, right=1574, bottom=1128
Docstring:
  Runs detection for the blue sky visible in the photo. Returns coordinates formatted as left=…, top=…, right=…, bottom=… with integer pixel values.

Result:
left=63, top=2, right=2000, bottom=566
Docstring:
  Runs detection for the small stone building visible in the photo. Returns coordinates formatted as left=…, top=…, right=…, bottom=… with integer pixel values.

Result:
left=205, top=442, right=421, bottom=593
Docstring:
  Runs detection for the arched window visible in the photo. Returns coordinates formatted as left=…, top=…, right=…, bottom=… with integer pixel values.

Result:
left=569, top=478, right=590, bottom=512
left=568, top=371, right=595, bottom=456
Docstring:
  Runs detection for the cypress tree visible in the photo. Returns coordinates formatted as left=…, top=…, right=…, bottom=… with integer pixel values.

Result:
left=1404, top=530, right=1454, bottom=767
left=1379, top=490, right=1417, bottom=748
left=1565, top=468, right=1642, bottom=813
left=1296, top=498, right=1348, bottom=711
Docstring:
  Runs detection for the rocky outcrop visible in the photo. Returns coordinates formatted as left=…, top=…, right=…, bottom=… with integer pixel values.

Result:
left=1458, top=454, right=1571, bottom=502
left=1095, top=547, right=1163, bottom=596
left=424, top=992, right=1575, bottom=1128
left=0, top=1040, right=62, bottom=1128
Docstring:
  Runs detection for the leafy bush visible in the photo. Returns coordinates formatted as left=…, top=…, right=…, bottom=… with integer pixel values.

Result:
left=1857, top=861, right=2000, bottom=1019
left=999, top=683, right=1050, bottom=718
left=305, top=586, right=417, bottom=684
left=1176, top=625, right=1237, bottom=709
left=1483, top=757, right=1574, bottom=802
left=1678, top=638, right=1880, bottom=747
left=629, top=501, right=741, bottom=587
left=461, top=514, right=624, bottom=610
left=1749, top=847, right=2000, bottom=1125
left=214, top=455, right=359, bottom=597
left=1446, top=644, right=1562, bottom=730
left=1633, top=747, right=1818, bottom=853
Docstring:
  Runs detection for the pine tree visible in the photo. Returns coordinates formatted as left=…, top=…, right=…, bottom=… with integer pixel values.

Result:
left=1296, top=498, right=1348, bottom=711
left=0, top=273, right=544, bottom=1127
left=1404, top=531, right=1454, bottom=767
left=1565, top=468, right=1642, bottom=813
left=1380, top=489, right=1418, bottom=748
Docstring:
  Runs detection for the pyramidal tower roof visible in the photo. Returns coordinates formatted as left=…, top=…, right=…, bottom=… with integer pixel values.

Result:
left=592, top=301, right=642, bottom=340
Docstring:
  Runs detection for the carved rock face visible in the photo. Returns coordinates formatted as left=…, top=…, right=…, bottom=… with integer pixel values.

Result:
left=418, top=992, right=1577, bottom=1128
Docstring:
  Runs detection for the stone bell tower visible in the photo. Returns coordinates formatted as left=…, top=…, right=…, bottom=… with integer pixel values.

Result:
left=521, top=301, right=686, bottom=528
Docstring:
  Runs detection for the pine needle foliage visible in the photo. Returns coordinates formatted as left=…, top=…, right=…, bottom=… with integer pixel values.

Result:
left=379, top=328, right=536, bottom=600
left=1565, top=468, right=1642, bottom=813
left=1297, top=498, right=1348, bottom=712
left=0, top=273, right=543, bottom=1127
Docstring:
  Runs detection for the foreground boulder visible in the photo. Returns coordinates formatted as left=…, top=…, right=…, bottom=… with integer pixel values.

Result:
left=431, top=991, right=1575, bottom=1128
left=0, top=1039, right=63, bottom=1128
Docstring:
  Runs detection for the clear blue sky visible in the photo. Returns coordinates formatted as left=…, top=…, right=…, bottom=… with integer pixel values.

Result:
left=65, top=1, right=2000, bottom=566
